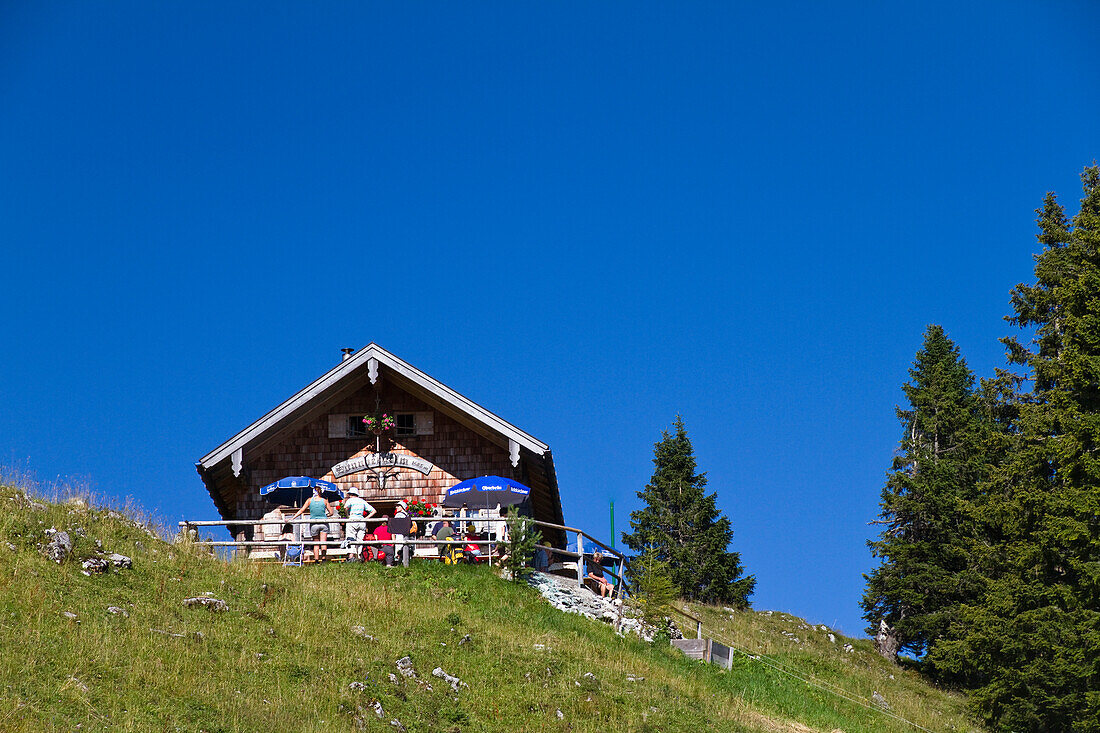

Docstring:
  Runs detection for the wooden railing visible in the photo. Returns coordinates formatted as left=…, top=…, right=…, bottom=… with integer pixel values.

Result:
left=177, top=516, right=628, bottom=595
left=175, top=516, right=712, bottom=638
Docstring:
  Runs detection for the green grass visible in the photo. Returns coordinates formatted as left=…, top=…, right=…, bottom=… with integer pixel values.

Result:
left=0, top=485, right=984, bottom=732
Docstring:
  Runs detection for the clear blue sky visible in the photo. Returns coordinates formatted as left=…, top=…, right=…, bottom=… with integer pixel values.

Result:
left=2, top=1, right=1097, bottom=637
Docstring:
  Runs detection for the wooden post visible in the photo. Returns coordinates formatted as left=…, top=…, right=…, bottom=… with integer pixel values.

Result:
left=576, top=532, right=584, bottom=588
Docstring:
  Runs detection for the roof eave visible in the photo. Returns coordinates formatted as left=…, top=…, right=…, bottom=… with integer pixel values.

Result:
left=199, top=343, right=549, bottom=469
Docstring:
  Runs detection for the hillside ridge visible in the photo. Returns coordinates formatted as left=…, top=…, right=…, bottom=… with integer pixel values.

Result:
left=0, top=485, right=981, bottom=733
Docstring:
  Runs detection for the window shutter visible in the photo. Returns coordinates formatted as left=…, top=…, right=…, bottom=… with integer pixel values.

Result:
left=328, top=414, right=347, bottom=438
left=415, top=411, right=434, bottom=435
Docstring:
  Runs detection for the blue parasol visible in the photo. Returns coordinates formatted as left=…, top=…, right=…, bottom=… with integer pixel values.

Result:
left=259, top=476, right=343, bottom=506
left=441, top=475, right=532, bottom=510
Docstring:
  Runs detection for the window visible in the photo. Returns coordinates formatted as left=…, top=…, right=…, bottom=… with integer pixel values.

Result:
left=327, top=411, right=434, bottom=440
left=346, top=416, right=371, bottom=438
left=395, top=413, right=416, bottom=438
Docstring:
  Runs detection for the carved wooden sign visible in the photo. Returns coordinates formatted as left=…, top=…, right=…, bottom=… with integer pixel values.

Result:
left=331, top=452, right=434, bottom=478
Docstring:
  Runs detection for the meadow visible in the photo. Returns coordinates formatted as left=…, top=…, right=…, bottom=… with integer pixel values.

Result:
left=0, top=484, right=981, bottom=732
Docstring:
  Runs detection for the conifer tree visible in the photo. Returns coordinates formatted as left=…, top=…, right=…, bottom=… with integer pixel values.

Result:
left=861, top=325, right=987, bottom=661
left=628, top=546, right=678, bottom=628
left=622, top=417, right=755, bottom=607
left=502, top=507, right=542, bottom=583
left=926, top=167, right=1100, bottom=731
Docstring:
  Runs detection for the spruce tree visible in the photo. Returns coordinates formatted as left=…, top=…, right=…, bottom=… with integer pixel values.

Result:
left=621, top=417, right=755, bottom=607
left=925, top=167, right=1100, bottom=731
left=861, top=325, right=987, bottom=661
left=628, top=546, right=678, bottom=628
left=502, top=507, right=542, bottom=583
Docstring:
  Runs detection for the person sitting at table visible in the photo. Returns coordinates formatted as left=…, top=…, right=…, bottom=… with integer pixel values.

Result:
left=279, top=523, right=300, bottom=561
left=289, top=486, right=333, bottom=563
left=434, top=520, right=454, bottom=541
left=585, top=551, right=614, bottom=598
left=373, top=517, right=394, bottom=566
left=463, top=531, right=484, bottom=563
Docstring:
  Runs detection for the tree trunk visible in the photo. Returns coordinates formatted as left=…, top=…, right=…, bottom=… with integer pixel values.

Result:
left=874, top=619, right=901, bottom=662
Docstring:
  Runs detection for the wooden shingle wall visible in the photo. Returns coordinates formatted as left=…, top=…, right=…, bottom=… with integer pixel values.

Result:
left=231, top=379, right=517, bottom=519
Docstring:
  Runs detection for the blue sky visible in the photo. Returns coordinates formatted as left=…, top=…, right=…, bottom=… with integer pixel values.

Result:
left=2, top=1, right=1097, bottom=636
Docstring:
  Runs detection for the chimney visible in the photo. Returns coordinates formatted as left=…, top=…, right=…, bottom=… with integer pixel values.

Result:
left=341, top=348, right=355, bottom=361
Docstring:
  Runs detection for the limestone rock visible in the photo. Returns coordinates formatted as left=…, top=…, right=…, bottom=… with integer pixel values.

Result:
left=431, top=667, right=467, bottom=692
left=107, top=553, right=132, bottom=569
left=181, top=597, right=228, bottom=612
left=395, top=656, right=417, bottom=679
left=81, top=557, right=108, bottom=574
left=44, top=531, right=72, bottom=563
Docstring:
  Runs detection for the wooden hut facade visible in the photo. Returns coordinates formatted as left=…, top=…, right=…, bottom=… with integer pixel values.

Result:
left=196, top=344, right=565, bottom=545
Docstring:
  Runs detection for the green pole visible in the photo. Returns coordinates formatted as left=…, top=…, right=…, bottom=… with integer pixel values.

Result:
left=610, top=500, right=615, bottom=548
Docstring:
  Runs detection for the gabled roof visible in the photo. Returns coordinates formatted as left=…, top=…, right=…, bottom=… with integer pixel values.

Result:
left=198, top=343, right=549, bottom=470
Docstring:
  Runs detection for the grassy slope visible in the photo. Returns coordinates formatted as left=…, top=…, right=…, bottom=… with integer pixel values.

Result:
left=0, top=488, right=982, bottom=733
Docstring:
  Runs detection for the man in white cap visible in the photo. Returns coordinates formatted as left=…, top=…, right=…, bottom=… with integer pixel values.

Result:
left=388, top=499, right=412, bottom=567
left=344, top=487, right=376, bottom=555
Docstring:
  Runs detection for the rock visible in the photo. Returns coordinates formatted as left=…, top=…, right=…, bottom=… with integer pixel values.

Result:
left=431, top=667, right=467, bottom=692
left=348, top=681, right=366, bottom=691
left=81, top=557, right=108, bottom=574
left=351, top=626, right=374, bottom=640
left=30, top=501, right=47, bottom=511
left=395, top=656, right=417, bottom=679
left=67, top=675, right=89, bottom=694
left=389, top=720, right=405, bottom=732
left=181, top=597, right=228, bottom=612
left=6, top=542, right=16, bottom=552
left=459, top=634, right=471, bottom=645
left=843, top=643, right=854, bottom=653
left=388, top=673, right=398, bottom=685
left=106, top=606, right=129, bottom=617
left=107, top=553, right=132, bottom=569
left=62, top=611, right=79, bottom=621
left=372, top=701, right=384, bottom=718
left=872, top=691, right=890, bottom=710
left=556, top=710, right=564, bottom=720
left=150, top=628, right=185, bottom=638
left=44, top=531, right=72, bottom=563
left=66, top=497, right=87, bottom=509
left=526, top=571, right=675, bottom=642
left=828, top=633, right=836, bottom=643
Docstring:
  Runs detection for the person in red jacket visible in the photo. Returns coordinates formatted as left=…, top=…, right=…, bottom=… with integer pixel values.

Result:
left=373, top=517, right=394, bottom=566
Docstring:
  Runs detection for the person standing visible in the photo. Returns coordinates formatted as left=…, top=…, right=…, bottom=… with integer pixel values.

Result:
left=290, top=486, right=333, bottom=563
left=458, top=503, right=469, bottom=535
left=343, top=487, right=376, bottom=550
left=388, top=500, right=413, bottom=568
